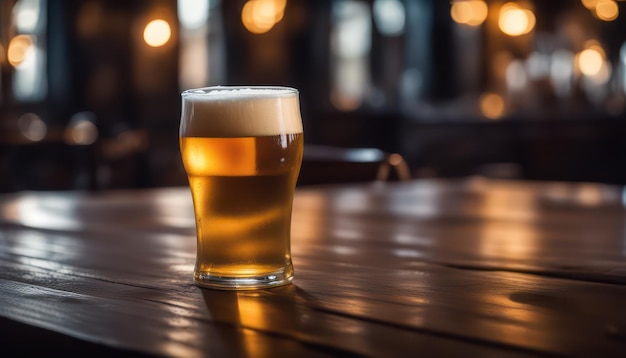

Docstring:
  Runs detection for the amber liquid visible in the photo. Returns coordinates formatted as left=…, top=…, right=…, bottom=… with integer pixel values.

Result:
left=180, top=133, right=303, bottom=288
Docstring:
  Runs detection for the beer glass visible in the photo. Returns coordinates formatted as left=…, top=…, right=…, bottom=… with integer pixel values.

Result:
left=179, top=86, right=303, bottom=290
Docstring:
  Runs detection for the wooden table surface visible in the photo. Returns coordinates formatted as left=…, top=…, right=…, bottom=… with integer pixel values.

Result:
left=1, top=178, right=626, bottom=357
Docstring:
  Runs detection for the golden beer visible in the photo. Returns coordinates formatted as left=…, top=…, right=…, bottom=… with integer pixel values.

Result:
left=180, top=87, right=303, bottom=289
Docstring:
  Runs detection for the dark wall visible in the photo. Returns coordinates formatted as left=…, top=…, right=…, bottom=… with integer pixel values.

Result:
left=401, top=114, right=626, bottom=185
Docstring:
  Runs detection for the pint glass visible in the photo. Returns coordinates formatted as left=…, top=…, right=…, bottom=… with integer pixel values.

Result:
left=179, top=86, right=303, bottom=290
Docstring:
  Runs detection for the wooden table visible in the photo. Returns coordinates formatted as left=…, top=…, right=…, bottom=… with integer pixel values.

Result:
left=1, top=178, right=626, bottom=357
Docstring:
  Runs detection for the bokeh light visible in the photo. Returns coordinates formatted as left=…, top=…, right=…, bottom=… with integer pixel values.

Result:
left=241, top=0, right=286, bottom=34
left=14, top=0, right=43, bottom=33
left=594, top=0, right=619, bottom=21
left=178, top=0, right=210, bottom=29
left=17, top=113, right=47, bottom=142
left=373, top=0, right=406, bottom=36
left=451, top=1, right=473, bottom=25
left=66, top=121, right=98, bottom=145
left=16, top=7, right=38, bottom=31
left=578, top=48, right=604, bottom=76
left=65, top=112, right=99, bottom=146
left=143, top=19, right=171, bottom=47
left=450, top=0, right=488, bottom=27
left=498, top=3, right=535, bottom=36
left=581, top=0, right=600, bottom=10
left=480, top=93, right=505, bottom=119
left=7, top=34, right=34, bottom=67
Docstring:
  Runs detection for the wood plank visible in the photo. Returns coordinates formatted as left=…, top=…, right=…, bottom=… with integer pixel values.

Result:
left=0, top=179, right=625, bottom=356
left=1, top=223, right=625, bottom=356
left=0, top=258, right=538, bottom=357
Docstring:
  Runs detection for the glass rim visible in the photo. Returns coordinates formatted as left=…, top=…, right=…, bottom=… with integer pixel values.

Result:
left=181, top=85, right=299, bottom=98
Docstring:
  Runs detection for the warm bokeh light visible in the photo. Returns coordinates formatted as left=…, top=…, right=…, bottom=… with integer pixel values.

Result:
left=583, top=39, right=606, bottom=56
left=581, top=0, right=600, bottom=10
left=577, top=41, right=612, bottom=89
left=590, top=59, right=611, bottom=85
left=498, top=3, right=535, bottom=36
left=330, top=91, right=362, bottom=112
left=7, top=34, right=34, bottom=67
left=480, top=93, right=505, bottom=119
left=523, top=9, right=536, bottom=34
left=65, top=112, right=98, bottom=146
left=66, top=120, right=98, bottom=146
left=451, top=1, right=472, bottom=24
left=578, top=48, right=604, bottom=76
left=143, top=19, right=171, bottom=47
left=450, top=0, right=488, bottom=26
left=17, top=113, right=47, bottom=142
left=242, top=1, right=274, bottom=34
left=595, top=0, right=619, bottom=21
left=499, top=6, right=527, bottom=36
left=241, top=0, right=287, bottom=34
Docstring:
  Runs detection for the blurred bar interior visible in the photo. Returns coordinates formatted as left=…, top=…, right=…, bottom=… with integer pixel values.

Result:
left=1, top=0, right=625, bottom=191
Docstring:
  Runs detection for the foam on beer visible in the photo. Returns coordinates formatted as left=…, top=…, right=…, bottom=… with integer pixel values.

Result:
left=181, top=87, right=303, bottom=137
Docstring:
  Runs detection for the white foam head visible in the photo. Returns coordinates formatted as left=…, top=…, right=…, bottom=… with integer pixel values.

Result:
left=180, top=86, right=303, bottom=137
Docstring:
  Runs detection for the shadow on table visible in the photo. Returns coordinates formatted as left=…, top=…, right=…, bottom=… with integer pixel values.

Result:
left=200, top=284, right=359, bottom=357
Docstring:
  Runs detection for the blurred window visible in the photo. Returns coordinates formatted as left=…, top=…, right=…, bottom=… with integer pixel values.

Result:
left=178, top=0, right=224, bottom=90
left=10, top=0, right=47, bottom=102
left=373, top=0, right=405, bottom=36
left=330, top=0, right=372, bottom=111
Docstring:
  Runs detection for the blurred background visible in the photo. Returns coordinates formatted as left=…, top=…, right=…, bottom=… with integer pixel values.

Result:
left=1, top=0, right=625, bottom=192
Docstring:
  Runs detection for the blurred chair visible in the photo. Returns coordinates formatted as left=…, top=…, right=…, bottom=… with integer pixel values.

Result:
left=298, top=144, right=411, bottom=186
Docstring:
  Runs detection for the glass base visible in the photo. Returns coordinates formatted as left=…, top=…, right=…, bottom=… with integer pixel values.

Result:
left=194, top=269, right=293, bottom=290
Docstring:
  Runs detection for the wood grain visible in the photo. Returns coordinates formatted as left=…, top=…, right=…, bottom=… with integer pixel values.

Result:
left=0, top=178, right=625, bottom=357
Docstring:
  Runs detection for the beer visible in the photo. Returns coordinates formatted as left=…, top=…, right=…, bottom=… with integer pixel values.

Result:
left=179, top=87, right=303, bottom=289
